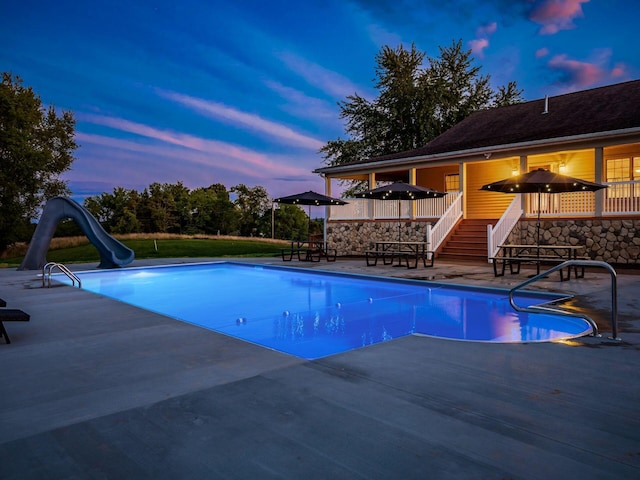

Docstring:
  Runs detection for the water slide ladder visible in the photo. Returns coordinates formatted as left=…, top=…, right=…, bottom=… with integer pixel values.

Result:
left=508, top=260, right=620, bottom=340
left=42, top=262, right=82, bottom=288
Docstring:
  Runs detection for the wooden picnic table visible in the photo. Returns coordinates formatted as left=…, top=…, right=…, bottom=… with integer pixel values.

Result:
left=281, top=239, right=337, bottom=262
left=365, top=241, right=434, bottom=269
left=491, top=244, right=587, bottom=280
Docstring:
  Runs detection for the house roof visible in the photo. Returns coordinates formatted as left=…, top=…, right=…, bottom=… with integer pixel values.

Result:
left=318, top=79, right=640, bottom=171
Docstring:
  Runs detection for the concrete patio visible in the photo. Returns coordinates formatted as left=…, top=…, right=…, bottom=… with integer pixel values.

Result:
left=1, top=257, right=638, bottom=479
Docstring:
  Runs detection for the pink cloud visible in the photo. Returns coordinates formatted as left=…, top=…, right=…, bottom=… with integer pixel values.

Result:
left=469, top=21, right=497, bottom=59
left=547, top=53, right=604, bottom=89
left=469, top=38, right=490, bottom=58
left=611, top=62, right=627, bottom=78
left=476, top=22, right=497, bottom=37
left=536, top=47, right=550, bottom=58
left=529, top=0, right=589, bottom=35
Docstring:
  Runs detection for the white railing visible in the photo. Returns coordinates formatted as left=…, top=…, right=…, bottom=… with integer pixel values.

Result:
left=426, top=192, right=463, bottom=252
left=487, top=196, right=523, bottom=259
left=603, top=181, right=640, bottom=215
left=525, top=191, right=595, bottom=217
left=328, top=194, right=458, bottom=220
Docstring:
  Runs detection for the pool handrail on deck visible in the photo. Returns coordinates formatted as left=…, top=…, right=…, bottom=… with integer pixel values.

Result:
left=508, top=260, right=620, bottom=340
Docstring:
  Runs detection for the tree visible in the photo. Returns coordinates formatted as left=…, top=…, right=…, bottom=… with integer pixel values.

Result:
left=231, top=184, right=271, bottom=236
left=273, top=204, right=309, bottom=240
left=0, top=72, right=77, bottom=251
left=189, top=183, right=236, bottom=234
left=320, top=41, right=523, bottom=196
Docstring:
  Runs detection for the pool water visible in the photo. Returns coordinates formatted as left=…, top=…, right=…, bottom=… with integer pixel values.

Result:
left=54, top=262, right=592, bottom=359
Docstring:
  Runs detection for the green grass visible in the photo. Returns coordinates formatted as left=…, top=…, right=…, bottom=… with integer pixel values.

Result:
left=1, top=238, right=285, bottom=268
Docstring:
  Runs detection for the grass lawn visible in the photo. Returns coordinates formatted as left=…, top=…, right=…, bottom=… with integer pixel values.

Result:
left=0, top=237, right=288, bottom=268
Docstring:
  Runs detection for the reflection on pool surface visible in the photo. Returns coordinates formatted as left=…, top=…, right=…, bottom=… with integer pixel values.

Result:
left=54, top=262, right=593, bottom=359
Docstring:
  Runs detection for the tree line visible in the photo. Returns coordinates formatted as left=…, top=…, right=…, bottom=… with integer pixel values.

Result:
left=78, top=182, right=315, bottom=240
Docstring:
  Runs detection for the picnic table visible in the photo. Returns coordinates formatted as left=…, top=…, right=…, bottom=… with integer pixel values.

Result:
left=365, top=241, right=434, bottom=269
left=490, top=244, right=587, bottom=281
left=281, top=239, right=337, bottom=262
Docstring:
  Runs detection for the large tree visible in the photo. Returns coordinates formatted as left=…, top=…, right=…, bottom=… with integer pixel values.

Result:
left=321, top=41, right=523, bottom=196
left=0, top=73, right=77, bottom=250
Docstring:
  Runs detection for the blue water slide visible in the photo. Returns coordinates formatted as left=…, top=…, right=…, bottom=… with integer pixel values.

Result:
left=18, top=197, right=134, bottom=270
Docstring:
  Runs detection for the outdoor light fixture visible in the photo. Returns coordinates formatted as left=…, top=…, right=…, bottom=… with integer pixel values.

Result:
left=559, top=162, right=567, bottom=173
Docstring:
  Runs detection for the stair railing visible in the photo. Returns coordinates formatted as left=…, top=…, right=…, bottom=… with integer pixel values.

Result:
left=487, top=196, right=523, bottom=260
left=426, top=192, right=463, bottom=252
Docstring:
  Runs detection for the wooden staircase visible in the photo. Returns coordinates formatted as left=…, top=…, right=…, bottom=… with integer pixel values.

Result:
left=437, top=219, right=498, bottom=262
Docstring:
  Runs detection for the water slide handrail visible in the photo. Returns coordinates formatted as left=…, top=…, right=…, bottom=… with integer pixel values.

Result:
left=508, top=260, right=619, bottom=340
left=42, top=262, right=82, bottom=288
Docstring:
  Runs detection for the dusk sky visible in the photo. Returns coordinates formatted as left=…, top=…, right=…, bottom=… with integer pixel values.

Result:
left=2, top=0, right=638, bottom=201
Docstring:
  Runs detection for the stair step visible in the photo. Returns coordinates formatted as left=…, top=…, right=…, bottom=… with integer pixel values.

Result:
left=437, top=218, right=498, bottom=261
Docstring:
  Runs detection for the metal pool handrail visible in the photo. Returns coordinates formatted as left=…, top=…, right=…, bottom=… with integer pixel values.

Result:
left=42, top=262, right=82, bottom=288
left=508, top=260, right=620, bottom=341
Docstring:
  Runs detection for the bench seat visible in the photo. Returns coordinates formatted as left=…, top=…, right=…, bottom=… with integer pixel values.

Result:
left=1, top=308, right=30, bottom=344
left=490, top=255, right=588, bottom=281
left=366, top=249, right=435, bottom=269
left=281, top=246, right=337, bottom=262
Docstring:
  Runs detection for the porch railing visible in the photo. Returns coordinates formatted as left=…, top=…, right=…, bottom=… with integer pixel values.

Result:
left=603, top=181, right=640, bottom=215
left=525, top=191, right=595, bottom=217
left=487, top=196, right=523, bottom=259
left=521, top=181, right=640, bottom=217
left=328, top=194, right=458, bottom=220
left=426, top=192, right=463, bottom=252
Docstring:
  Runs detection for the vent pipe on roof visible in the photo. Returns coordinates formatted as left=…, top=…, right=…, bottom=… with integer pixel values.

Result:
left=542, top=95, right=549, bottom=114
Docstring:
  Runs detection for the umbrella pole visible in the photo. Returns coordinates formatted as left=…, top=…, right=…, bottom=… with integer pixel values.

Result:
left=536, top=190, right=541, bottom=275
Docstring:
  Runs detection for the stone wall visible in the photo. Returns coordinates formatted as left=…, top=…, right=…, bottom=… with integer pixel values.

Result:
left=505, top=218, right=640, bottom=265
left=327, top=218, right=640, bottom=265
left=326, top=221, right=431, bottom=256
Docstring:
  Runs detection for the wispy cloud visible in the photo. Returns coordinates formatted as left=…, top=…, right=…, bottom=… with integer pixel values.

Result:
left=277, top=51, right=362, bottom=99
left=263, top=80, right=339, bottom=122
left=155, top=90, right=324, bottom=150
left=76, top=115, right=311, bottom=179
left=529, top=0, right=589, bottom=35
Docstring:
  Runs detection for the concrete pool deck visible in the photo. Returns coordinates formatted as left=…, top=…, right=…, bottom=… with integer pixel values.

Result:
left=0, top=257, right=638, bottom=479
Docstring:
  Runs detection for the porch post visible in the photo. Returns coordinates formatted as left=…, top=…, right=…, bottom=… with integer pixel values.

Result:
left=409, top=168, right=417, bottom=219
left=460, top=162, right=465, bottom=219
left=369, top=172, right=376, bottom=219
left=324, top=176, right=331, bottom=243
left=594, top=147, right=604, bottom=216
left=519, top=155, right=528, bottom=214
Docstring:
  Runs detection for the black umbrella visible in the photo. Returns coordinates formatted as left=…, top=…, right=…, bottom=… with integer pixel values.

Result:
left=481, top=168, right=607, bottom=271
left=274, top=190, right=348, bottom=238
left=360, top=182, right=447, bottom=243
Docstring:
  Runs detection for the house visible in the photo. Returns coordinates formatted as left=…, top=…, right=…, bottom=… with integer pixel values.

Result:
left=314, top=79, right=640, bottom=265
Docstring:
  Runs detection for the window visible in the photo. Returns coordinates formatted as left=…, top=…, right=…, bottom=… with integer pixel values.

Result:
left=606, top=157, right=640, bottom=199
left=606, top=156, right=640, bottom=181
left=445, top=174, right=460, bottom=192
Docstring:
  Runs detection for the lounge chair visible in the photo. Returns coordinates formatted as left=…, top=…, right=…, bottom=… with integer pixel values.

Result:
left=0, top=307, right=30, bottom=344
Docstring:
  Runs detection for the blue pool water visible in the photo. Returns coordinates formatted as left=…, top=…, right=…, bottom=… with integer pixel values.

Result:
left=54, top=262, right=592, bottom=359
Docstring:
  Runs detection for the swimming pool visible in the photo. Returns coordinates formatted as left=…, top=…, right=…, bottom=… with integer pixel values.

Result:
left=54, top=262, right=592, bottom=359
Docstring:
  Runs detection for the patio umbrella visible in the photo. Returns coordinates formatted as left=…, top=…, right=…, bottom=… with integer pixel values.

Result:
left=360, top=182, right=447, bottom=243
left=480, top=168, right=607, bottom=271
left=274, top=190, right=348, bottom=238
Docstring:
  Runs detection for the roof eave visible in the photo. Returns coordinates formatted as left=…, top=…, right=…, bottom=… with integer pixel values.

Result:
left=314, top=127, right=640, bottom=176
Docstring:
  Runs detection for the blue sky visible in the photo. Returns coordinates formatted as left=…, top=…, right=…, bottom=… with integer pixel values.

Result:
left=2, top=0, right=638, bottom=200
